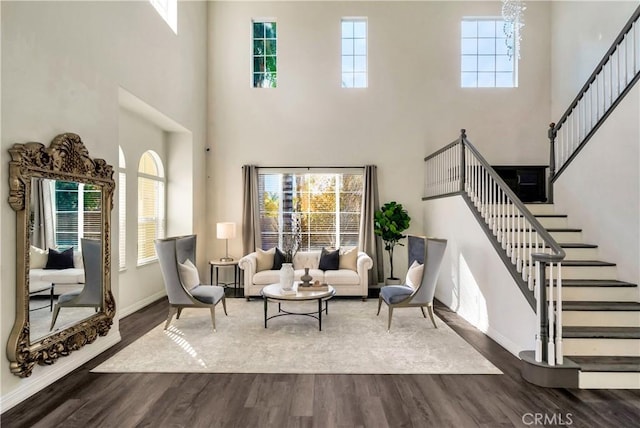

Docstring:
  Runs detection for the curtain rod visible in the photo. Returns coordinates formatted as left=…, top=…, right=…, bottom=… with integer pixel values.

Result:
left=254, top=166, right=366, bottom=169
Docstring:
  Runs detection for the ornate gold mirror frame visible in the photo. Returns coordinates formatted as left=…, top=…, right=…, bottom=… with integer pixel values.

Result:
left=7, top=133, right=115, bottom=377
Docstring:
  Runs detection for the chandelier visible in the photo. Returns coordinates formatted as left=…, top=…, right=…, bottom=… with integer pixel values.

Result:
left=502, top=0, right=526, bottom=60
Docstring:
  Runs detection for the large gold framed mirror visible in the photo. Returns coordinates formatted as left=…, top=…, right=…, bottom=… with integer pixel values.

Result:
left=7, top=133, right=115, bottom=377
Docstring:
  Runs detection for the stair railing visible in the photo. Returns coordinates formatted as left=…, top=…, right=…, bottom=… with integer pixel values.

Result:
left=424, top=130, right=566, bottom=366
left=548, top=6, right=640, bottom=200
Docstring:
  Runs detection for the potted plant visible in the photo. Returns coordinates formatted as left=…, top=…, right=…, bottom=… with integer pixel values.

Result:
left=374, top=201, right=411, bottom=284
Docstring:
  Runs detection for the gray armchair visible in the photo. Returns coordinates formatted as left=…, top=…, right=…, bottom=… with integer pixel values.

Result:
left=377, top=236, right=447, bottom=331
left=155, top=235, right=227, bottom=332
left=50, top=238, right=102, bottom=330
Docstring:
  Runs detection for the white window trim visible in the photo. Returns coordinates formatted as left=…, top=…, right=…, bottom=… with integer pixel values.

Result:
left=137, top=152, right=166, bottom=266
left=341, top=17, right=368, bottom=89
left=251, top=18, right=278, bottom=88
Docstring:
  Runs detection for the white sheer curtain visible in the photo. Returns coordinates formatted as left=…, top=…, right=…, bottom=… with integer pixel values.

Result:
left=31, top=178, right=56, bottom=250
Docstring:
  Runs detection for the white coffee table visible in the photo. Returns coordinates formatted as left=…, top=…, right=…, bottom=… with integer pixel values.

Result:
left=261, top=283, right=336, bottom=331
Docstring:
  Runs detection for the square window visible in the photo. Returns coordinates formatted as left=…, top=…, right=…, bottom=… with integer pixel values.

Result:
left=461, top=18, right=517, bottom=88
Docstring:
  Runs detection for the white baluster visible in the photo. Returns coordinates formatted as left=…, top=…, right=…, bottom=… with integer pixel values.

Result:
left=535, top=260, right=542, bottom=363
left=548, top=262, right=556, bottom=366
left=556, top=262, right=563, bottom=364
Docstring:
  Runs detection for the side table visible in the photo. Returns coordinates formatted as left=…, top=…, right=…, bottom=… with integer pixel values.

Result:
left=209, top=259, right=240, bottom=289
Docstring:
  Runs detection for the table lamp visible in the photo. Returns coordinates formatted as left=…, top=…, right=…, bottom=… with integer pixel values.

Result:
left=216, top=222, right=236, bottom=261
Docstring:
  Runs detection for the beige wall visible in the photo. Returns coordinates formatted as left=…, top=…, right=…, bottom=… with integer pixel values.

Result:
left=207, top=1, right=552, bottom=274
left=1, top=0, right=208, bottom=410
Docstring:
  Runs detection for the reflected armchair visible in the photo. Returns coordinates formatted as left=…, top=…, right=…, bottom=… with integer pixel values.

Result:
left=50, top=238, right=102, bottom=330
left=155, top=235, right=227, bottom=332
left=377, top=236, right=447, bottom=331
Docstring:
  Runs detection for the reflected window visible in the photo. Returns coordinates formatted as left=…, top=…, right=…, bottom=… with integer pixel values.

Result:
left=119, top=146, right=126, bottom=270
left=137, top=151, right=165, bottom=265
left=53, top=181, right=102, bottom=249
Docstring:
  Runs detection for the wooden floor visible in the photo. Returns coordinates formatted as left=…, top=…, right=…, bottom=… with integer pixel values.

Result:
left=3, top=295, right=640, bottom=428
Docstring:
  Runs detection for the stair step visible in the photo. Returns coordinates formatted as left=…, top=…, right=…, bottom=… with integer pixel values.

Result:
left=548, top=229, right=583, bottom=243
left=551, top=280, right=639, bottom=301
left=557, top=279, right=636, bottom=287
left=570, top=356, right=640, bottom=372
left=563, top=326, right=640, bottom=339
left=543, top=260, right=617, bottom=280
left=563, top=301, right=640, bottom=311
left=563, top=337, right=640, bottom=357
left=579, top=371, right=640, bottom=389
left=525, top=203, right=556, bottom=215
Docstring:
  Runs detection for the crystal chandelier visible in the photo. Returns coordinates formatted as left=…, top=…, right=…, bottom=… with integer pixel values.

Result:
left=502, top=0, right=526, bottom=60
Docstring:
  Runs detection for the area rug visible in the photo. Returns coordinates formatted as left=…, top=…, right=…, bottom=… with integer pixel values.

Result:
left=92, top=299, right=502, bottom=374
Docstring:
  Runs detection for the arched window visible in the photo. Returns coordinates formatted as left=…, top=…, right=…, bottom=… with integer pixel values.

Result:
left=137, top=151, right=165, bottom=265
left=118, top=146, right=126, bottom=270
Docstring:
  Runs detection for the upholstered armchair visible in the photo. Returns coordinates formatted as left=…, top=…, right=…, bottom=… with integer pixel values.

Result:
left=377, top=236, right=447, bottom=331
left=50, top=238, right=102, bottom=330
left=155, top=235, right=227, bottom=331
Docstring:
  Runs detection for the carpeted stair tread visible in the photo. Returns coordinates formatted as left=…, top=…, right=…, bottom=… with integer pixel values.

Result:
left=569, top=356, right=640, bottom=372
left=563, top=326, right=640, bottom=339
left=549, top=279, right=637, bottom=287
left=563, top=301, right=640, bottom=311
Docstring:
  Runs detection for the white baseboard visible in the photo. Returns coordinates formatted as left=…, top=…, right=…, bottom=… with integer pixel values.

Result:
left=0, top=331, right=121, bottom=414
left=118, top=290, right=166, bottom=319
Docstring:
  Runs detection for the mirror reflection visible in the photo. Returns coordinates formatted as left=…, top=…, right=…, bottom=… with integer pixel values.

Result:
left=28, top=178, right=103, bottom=342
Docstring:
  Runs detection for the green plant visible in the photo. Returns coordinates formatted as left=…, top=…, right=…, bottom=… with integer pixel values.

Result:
left=374, top=201, right=411, bottom=279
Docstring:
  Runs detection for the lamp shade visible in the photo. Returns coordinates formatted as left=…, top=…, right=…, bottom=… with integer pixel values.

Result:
left=216, top=222, right=236, bottom=239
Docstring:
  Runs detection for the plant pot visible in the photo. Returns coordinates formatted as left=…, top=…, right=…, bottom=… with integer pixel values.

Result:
left=384, top=277, right=402, bottom=285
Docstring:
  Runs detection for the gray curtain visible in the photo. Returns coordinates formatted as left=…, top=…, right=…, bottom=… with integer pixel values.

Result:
left=31, top=178, right=56, bottom=250
left=359, top=165, right=383, bottom=285
left=242, top=165, right=262, bottom=255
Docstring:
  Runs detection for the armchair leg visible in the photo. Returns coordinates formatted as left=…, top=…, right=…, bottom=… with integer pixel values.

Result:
left=222, top=296, right=228, bottom=316
left=176, top=308, right=183, bottom=319
left=165, top=306, right=178, bottom=330
left=387, top=306, right=394, bottom=332
left=377, top=295, right=382, bottom=316
left=420, top=307, right=427, bottom=318
left=427, top=305, right=438, bottom=328
left=210, top=306, right=217, bottom=332
left=50, top=304, right=61, bottom=331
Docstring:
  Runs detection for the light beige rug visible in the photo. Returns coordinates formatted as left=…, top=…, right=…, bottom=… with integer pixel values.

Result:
left=92, top=299, right=502, bottom=374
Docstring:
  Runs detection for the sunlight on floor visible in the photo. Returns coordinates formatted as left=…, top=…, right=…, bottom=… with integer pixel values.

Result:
left=164, top=325, right=208, bottom=368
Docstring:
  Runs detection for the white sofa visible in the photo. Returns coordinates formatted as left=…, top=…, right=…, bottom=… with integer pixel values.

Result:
left=239, top=250, right=373, bottom=299
left=29, top=247, right=85, bottom=297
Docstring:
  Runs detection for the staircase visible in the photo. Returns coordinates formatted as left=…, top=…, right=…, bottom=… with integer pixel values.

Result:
left=525, top=203, right=640, bottom=389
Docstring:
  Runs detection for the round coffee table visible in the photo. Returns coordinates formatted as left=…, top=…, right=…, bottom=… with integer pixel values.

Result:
left=261, top=283, right=336, bottom=331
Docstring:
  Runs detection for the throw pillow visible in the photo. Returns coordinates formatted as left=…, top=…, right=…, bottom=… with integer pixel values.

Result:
left=178, top=258, right=200, bottom=290
left=272, top=247, right=285, bottom=270
left=30, top=245, right=48, bottom=269
left=256, top=247, right=275, bottom=272
left=318, top=247, right=340, bottom=271
left=338, top=247, right=358, bottom=271
left=45, top=247, right=74, bottom=270
left=405, top=260, right=424, bottom=290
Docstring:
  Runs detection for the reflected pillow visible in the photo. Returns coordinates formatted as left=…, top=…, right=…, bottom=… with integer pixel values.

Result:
left=30, top=245, right=48, bottom=269
left=178, top=259, right=200, bottom=290
left=319, top=247, right=340, bottom=271
left=45, top=247, right=74, bottom=270
left=256, top=247, right=275, bottom=272
left=405, top=260, right=424, bottom=290
left=339, top=247, right=358, bottom=271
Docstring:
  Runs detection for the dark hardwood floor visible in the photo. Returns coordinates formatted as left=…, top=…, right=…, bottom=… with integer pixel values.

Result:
left=3, top=293, right=639, bottom=428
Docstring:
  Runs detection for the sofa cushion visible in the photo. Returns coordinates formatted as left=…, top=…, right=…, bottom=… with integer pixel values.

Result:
left=293, top=251, right=320, bottom=270
left=272, top=247, right=285, bottom=270
left=319, top=248, right=340, bottom=271
left=256, top=247, right=275, bottom=272
left=40, top=268, right=85, bottom=284
left=253, top=270, right=281, bottom=285
left=178, top=258, right=200, bottom=290
left=73, top=250, right=84, bottom=269
left=30, top=246, right=48, bottom=269
left=405, top=260, right=424, bottom=290
left=45, top=247, right=74, bottom=270
left=339, top=247, right=358, bottom=271
left=324, top=269, right=360, bottom=285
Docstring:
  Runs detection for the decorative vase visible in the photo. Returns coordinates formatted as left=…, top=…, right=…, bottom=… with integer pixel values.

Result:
left=279, top=263, right=295, bottom=290
left=300, top=267, right=313, bottom=286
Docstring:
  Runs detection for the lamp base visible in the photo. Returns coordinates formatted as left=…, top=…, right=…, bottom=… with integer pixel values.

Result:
left=220, top=257, right=234, bottom=262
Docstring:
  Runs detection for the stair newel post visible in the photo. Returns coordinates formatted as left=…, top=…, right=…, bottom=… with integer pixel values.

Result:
left=460, top=132, right=466, bottom=193
left=534, top=257, right=548, bottom=363
left=548, top=261, right=556, bottom=366
left=556, top=263, right=564, bottom=364
left=547, top=123, right=557, bottom=203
